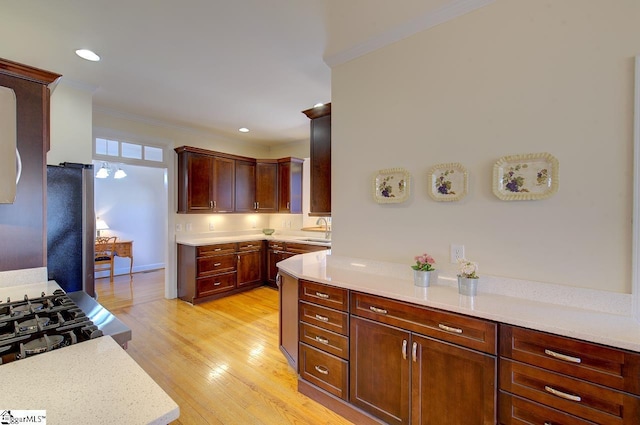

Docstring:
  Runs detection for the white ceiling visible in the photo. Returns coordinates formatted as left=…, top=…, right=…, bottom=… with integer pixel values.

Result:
left=0, top=0, right=491, bottom=146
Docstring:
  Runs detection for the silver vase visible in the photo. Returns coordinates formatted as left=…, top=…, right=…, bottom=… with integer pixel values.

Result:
left=413, top=270, right=433, bottom=287
left=457, top=276, right=478, bottom=296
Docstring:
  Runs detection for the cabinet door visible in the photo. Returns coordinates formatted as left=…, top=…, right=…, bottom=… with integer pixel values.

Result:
left=213, top=156, right=235, bottom=212
left=412, top=334, right=496, bottom=425
left=350, top=316, right=410, bottom=425
left=278, top=159, right=303, bottom=213
left=187, top=152, right=214, bottom=211
left=234, top=160, right=255, bottom=212
left=310, top=114, right=331, bottom=215
left=255, top=161, right=278, bottom=212
left=279, top=272, right=298, bottom=369
left=268, top=249, right=292, bottom=285
left=237, top=249, right=262, bottom=287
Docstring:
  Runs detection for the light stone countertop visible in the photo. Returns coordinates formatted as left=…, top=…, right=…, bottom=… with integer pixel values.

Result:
left=176, top=232, right=331, bottom=247
left=277, top=251, right=640, bottom=353
left=2, top=336, right=179, bottom=425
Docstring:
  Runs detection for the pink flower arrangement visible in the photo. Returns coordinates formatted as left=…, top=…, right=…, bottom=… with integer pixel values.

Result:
left=411, top=253, right=436, bottom=272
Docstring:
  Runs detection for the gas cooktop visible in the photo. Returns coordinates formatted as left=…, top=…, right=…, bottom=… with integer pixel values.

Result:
left=0, top=290, right=103, bottom=365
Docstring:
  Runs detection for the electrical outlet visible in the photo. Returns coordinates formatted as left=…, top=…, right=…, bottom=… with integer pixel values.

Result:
left=450, top=244, right=465, bottom=264
left=186, top=223, right=192, bottom=232
left=209, top=221, right=215, bottom=231
left=175, top=223, right=183, bottom=232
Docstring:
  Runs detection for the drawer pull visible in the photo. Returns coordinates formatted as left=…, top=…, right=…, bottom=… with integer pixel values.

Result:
left=412, top=341, right=418, bottom=362
left=402, top=339, right=407, bottom=360
left=315, top=292, right=330, bottom=299
left=214, top=262, right=222, bottom=267
left=544, top=385, right=581, bottom=402
left=315, top=336, right=329, bottom=345
left=214, top=282, right=221, bottom=286
left=370, top=306, right=388, bottom=314
left=214, top=248, right=222, bottom=251
left=438, top=323, right=463, bottom=334
left=544, top=349, right=581, bottom=364
left=314, top=365, right=329, bottom=375
left=314, top=314, right=329, bottom=322
left=246, top=244, right=253, bottom=248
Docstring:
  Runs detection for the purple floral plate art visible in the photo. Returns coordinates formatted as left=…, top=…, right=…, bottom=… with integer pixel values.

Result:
left=492, top=152, right=559, bottom=201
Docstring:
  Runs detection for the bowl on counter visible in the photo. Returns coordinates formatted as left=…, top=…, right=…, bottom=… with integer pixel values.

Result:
left=262, top=228, right=275, bottom=235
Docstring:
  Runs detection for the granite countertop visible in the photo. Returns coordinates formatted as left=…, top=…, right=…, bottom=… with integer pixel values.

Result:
left=2, top=336, right=179, bottom=424
left=176, top=232, right=331, bottom=247
left=277, top=251, right=640, bottom=353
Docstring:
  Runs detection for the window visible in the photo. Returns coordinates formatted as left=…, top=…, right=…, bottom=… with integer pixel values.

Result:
left=94, top=137, right=164, bottom=164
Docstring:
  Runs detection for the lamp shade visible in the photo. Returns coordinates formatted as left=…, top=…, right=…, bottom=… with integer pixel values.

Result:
left=96, top=163, right=110, bottom=179
left=96, top=218, right=109, bottom=231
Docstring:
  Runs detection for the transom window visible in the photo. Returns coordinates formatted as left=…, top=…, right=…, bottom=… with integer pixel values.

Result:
left=95, top=138, right=164, bottom=164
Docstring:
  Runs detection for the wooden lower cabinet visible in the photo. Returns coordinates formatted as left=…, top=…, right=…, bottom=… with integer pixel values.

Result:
left=350, top=316, right=496, bottom=425
left=350, top=316, right=410, bottom=425
left=237, top=241, right=263, bottom=287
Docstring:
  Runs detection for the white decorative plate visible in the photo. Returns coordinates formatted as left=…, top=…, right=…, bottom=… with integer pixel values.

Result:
left=427, top=163, right=468, bottom=202
left=373, top=168, right=410, bottom=203
left=493, top=152, right=559, bottom=200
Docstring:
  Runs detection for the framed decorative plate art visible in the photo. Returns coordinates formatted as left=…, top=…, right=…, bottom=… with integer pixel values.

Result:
left=373, top=168, right=410, bottom=203
left=493, top=152, right=559, bottom=201
left=427, top=163, right=468, bottom=202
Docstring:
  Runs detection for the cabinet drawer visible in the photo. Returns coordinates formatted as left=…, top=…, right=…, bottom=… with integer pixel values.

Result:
left=299, top=301, right=349, bottom=336
left=500, top=359, right=640, bottom=424
left=196, top=272, right=236, bottom=297
left=300, top=280, right=348, bottom=311
left=197, top=253, right=236, bottom=276
left=268, top=241, right=286, bottom=250
left=500, top=324, right=640, bottom=396
left=352, top=292, right=496, bottom=354
left=197, top=243, right=237, bottom=256
left=299, top=343, right=348, bottom=400
left=300, top=322, right=349, bottom=360
left=287, top=242, right=328, bottom=254
left=238, top=240, right=262, bottom=251
left=499, top=391, right=598, bottom=425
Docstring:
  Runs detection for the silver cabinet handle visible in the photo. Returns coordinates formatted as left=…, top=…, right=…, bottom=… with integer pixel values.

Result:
left=544, top=385, right=581, bottom=402
left=214, top=248, right=222, bottom=251
left=314, top=314, right=329, bottom=322
left=544, top=349, right=581, bottom=364
left=315, top=292, right=330, bottom=299
left=315, top=336, right=329, bottom=345
left=286, top=202, right=290, bottom=209
left=15, top=148, right=22, bottom=185
left=370, top=306, right=387, bottom=314
left=209, top=201, right=213, bottom=208
left=412, top=342, right=417, bottom=362
left=237, top=255, right=240, bottom=262
left=213, top=200, right=217, bottom=209
left=438, top=323, right=463, bottom=334
left=214, top=262, right=221, bottom=267
left=214, top=282, right=221, bottom=286
left=246, top=244, right=253, bottom=248
left=402, top=340, right=408, bottom=359
left=275, top=273, right=281, bottom=288
left=314, top=365, right=329, bottom=375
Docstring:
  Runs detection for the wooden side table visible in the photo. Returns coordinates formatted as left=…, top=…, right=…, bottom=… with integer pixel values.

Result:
left=114, top=240, right=134, bottom=276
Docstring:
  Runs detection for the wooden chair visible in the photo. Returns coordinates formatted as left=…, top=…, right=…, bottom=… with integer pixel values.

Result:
left=95, top=236, right=117, bottom=281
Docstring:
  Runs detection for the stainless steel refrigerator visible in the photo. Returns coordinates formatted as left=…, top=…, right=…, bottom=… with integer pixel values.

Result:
left=46, top=163, right=95, bottom=297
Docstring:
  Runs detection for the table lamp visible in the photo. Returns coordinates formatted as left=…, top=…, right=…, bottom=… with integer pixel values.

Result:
left=96, top=217, right=109, bottom=236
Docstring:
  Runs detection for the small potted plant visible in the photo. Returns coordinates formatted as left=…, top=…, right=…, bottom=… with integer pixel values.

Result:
left=411, top=253, right=436, bottom=287
left=457, top=258, right=479, bottom=296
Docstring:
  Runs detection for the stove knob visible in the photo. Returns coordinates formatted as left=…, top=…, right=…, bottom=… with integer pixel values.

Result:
left=6, top=297, right=9, bottom=303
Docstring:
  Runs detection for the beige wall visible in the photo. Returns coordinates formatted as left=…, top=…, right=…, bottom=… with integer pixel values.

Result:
left=48, top=82, right=93, bottom=165
left=331, top=0, right=640, bottom=293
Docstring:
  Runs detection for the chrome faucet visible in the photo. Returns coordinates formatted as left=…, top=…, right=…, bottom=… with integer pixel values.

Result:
left=316, top=217, right=331, bottom=240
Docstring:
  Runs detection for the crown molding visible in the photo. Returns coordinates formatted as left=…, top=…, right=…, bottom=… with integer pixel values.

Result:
left=324, top=0, right=495, bottom=68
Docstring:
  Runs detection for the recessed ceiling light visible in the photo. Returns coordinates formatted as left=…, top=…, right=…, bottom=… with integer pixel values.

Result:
left=75, top=49, right=100, bottom=62
left=239, top=127, right=250, bottom=133
left=313, top=103, right=324, bottom=108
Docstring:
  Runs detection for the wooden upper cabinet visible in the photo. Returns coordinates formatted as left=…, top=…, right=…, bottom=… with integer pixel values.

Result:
left=255, top=160, right=278, bottom=213
left=176, top=146, right=301, bottom=214
left=213, top=156, right=235, bottom=212
left=302, top=103, right=331, bottom=216
left=0, top=58, right=61, bottom=271
left=235, top=160, right=256, bottom=213
left=176, top=146, right=241, bottom=213
left=278, top=157, right=303, bottom=213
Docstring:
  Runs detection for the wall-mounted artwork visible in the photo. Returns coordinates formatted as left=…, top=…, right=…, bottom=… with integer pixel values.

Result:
left=427, top=163, right=468, bottom=202
left=493, top=152, right=559, bottom=200
left=373, top=167, right=410, bottom=203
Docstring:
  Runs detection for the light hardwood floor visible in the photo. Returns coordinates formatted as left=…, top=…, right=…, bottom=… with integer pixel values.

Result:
left=95, top=270, right=354, bottom=425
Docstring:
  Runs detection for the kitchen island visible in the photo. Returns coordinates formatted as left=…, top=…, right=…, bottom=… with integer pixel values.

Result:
left=2, top=336, right=179, bottom=424
left=277, top=251, right=640, bottom=425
